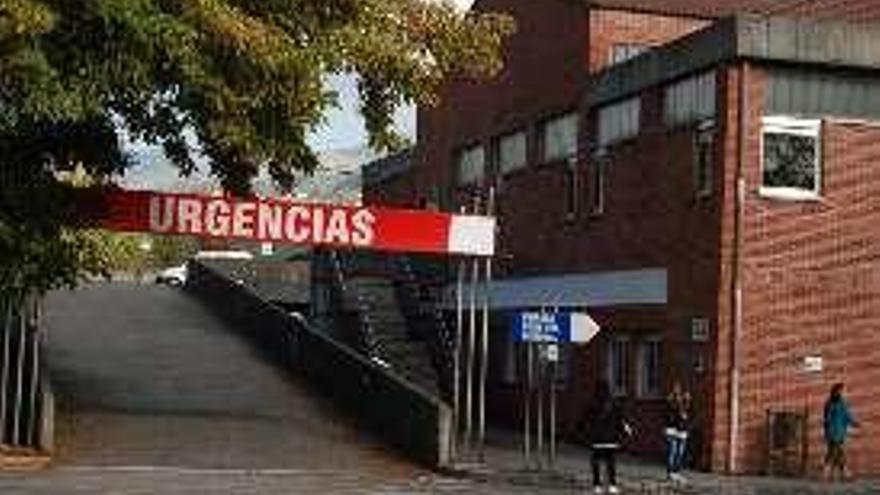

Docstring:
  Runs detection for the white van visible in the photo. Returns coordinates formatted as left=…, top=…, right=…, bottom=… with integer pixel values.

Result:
left=193, top=250, right=254, bottom=260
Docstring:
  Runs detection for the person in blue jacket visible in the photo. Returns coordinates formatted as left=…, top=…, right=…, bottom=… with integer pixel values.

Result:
left=823, top=382, right=859, bottom=481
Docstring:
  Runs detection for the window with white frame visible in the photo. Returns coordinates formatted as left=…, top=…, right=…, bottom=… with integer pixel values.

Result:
left=498, top=131, right=527, bottom=174
left=761, top=116, right=822, bottom=199
left=694, top=125, right=714, bottom=197
left=607, top=336, right=630, bottom=396
left=456, top=144, right=485, bottom=185
left=597, top=97, right=640, bottom=147
left=665, top=71, right=717, bottom=126
left=610, top=43, right=648, bottom=65
left=542, top=113, right=578, bottom=162
left=637, top=338, right=662, bottom=398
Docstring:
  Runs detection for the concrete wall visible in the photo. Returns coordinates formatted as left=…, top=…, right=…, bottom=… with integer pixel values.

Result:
left=186, top=261, right=452, bottom=468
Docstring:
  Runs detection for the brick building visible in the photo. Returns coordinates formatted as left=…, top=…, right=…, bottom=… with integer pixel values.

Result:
left=363, top=0, right=880, bottom=475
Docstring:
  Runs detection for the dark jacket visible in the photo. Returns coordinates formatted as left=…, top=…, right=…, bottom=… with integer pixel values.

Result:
left=581, top=396, right=630, bottom=448
left=664, top=397, right=689, bottom=432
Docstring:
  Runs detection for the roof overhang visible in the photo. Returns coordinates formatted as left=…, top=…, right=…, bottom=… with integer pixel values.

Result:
left=589, top=15, right=880, bottom=107
left=445, top=268, right=667, bottom=310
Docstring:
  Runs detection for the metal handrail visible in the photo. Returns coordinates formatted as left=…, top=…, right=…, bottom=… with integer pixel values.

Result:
left=328, top=250, right=381, bottom=359
left=394, top=255, right=455, bottom=400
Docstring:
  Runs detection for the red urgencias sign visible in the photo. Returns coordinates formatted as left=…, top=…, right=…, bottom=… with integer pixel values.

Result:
left=75, top=189, right=495, bottom=256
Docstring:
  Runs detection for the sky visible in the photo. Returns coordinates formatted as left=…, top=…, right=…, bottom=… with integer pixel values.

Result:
left=306, top=73, right=416, bottom=152
left=308, top=0, right=476, bottom=150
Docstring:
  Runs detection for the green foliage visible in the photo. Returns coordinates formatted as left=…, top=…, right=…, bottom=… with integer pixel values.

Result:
left=147, top=234, right=199, bottom=269
left=0, top=0, right=514, bottom=294
left=1, top=0, right=513, bottom=192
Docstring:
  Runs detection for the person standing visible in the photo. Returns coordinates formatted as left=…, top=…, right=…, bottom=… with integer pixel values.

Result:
left=581, top=380, right=632, bottom=494
left=823, top=382, right=859, bottom=481
left=664, top=382, right=691, bottom=483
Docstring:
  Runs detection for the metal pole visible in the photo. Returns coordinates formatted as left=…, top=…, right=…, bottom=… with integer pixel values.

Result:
left=465, top=196, right=480, bottom=455
left=549, top=352, right=557, bottom=468
left=478, top=187, right=494, bottom=461
left=454, top=236, right=465, bottom=461
left=26, top=295, right=41, bottom=447
left=465, top=254, right=478, bottom=453
left=524, top=340, right=533, bottom=467
left=12, top=295, right=26, bottom=446
left=536, top=342, right=544, bottom=470
left=0, top=298, right=11, bottom=445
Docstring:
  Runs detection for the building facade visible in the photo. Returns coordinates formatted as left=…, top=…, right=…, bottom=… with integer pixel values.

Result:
left=364, top=0, right=880, bottom=475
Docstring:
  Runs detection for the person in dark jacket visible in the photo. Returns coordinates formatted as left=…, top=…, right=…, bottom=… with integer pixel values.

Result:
left=823, top=382, right=859, bottom=481
left=581, top=380, right=632, bottom=494
left=664, top=382, right=691, bottom=483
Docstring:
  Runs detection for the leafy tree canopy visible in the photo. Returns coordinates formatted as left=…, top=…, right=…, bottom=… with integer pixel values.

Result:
left=0, top=0, right=513, bottom=295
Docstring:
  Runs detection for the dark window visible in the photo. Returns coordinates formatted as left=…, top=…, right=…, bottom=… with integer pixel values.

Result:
left=694, top=126, right=714, bottom=197
left=761, top=117, right=821, bottom=198
left=608, top=337, right=630, bottom=396
left=565, top=163, right=579, bottom=217
left=637, top=339, right=662, bottom=398
left=589, top=155, right=607, bottom=216
left=610, top=43, right=648, bottom=65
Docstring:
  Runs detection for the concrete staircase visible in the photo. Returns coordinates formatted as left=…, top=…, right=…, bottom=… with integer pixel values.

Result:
left=335, top=252, right=443, bottom=400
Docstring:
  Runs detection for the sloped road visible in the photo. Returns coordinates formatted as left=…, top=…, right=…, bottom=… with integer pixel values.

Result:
left=6, top=282, right=479, bottom=493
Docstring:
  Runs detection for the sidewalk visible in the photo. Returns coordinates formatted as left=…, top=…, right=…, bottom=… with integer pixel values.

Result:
left=445, top=429, right=879, bottom=494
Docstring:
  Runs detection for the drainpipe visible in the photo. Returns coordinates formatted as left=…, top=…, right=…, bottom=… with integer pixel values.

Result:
left=728, top=62, right=748, bottom=474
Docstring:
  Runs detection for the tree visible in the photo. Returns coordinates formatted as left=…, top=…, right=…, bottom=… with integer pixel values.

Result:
left=0, top=0, right=514, bottom=294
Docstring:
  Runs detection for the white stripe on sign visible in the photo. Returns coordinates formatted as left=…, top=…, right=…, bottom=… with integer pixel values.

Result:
left=447, top=215, right=495, bottom=256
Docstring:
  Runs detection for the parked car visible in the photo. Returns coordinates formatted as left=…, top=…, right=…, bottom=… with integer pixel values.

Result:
left=155, top=264, right=187, bottom=286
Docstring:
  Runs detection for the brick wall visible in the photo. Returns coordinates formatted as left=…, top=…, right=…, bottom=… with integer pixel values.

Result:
left=382, top=1, right=880, bottom=475
left=588, top=9, right=708, bottom=73
left=412, top=2, right=725, bottom=461
left=415, top=0, right=591, bottom=207
left=713, top=62, right=880, bottom=476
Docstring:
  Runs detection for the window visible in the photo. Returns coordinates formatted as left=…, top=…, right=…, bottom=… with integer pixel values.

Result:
left=456, top=144, right=485, bottom=185
left=694, top=125, right=714, bottom=197
left=610, top=43, right=648, bottom=65
left=542, top=113, right=578, bottom=162
left=761, top=116, right=822, bottom=199
left=607, top=336, right=630, bottom=396
left=498, top=131, right=527, bottom=174
left=665, top=71, right=716, bottom=126
left=767, top=68, right=880, bottom=121
left=597, top=97, right=640, bottom=147
left=637, top=338, right=662, bottom=398
left=589, top=153, right=607, bottom=216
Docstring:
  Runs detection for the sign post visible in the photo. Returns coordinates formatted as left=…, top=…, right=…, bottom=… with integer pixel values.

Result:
left=512, top=310, right=600, bottom=469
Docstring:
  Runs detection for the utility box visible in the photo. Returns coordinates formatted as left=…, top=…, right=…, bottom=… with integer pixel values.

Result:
left=765, top=408, right=808, bottom=476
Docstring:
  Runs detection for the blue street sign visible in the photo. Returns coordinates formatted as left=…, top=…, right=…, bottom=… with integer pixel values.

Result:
left=511, top=312, right=571, bottom=343
left=511, top=311, right=600, bottom=344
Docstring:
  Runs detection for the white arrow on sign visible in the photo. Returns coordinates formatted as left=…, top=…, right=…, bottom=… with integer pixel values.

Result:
left=570, top=313, right=600, bottom=344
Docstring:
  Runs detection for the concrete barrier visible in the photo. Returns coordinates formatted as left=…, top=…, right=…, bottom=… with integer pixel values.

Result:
left=186, top=260, right=452, bottom=468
